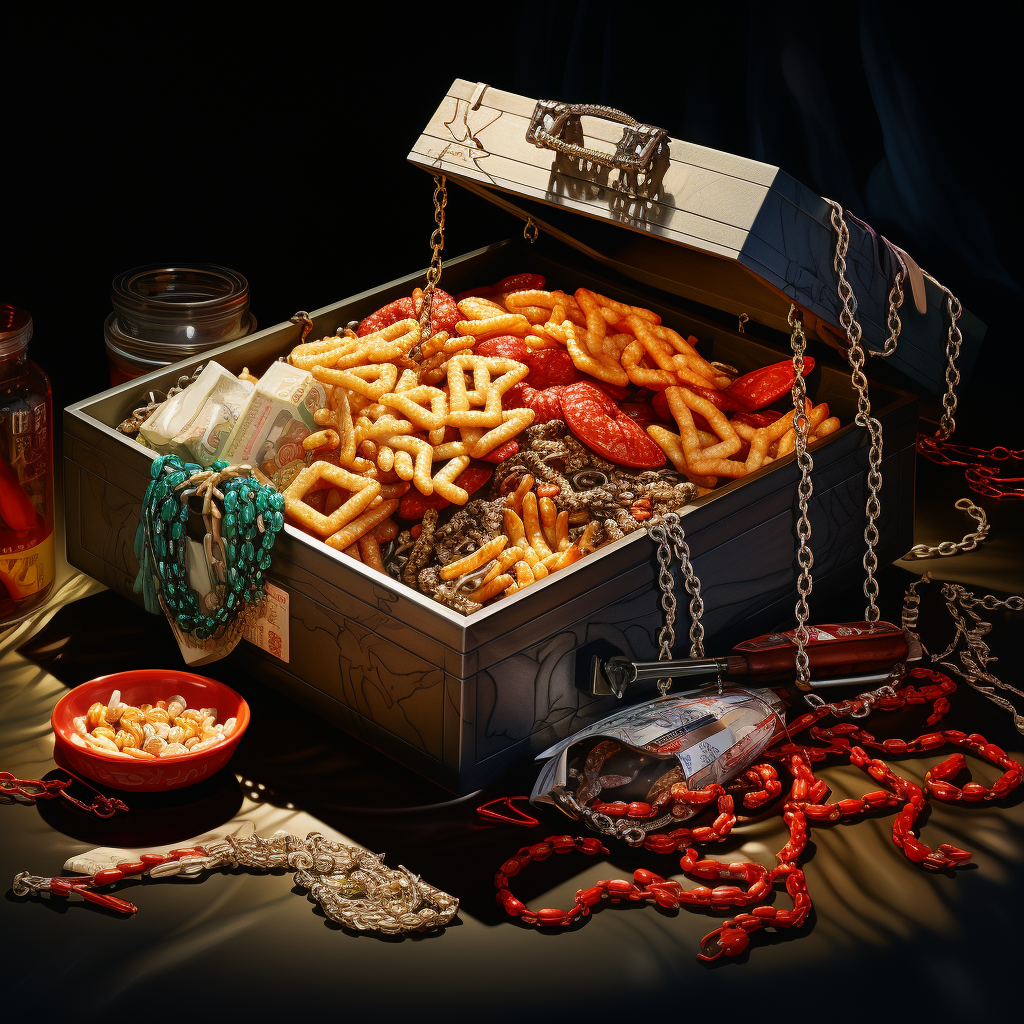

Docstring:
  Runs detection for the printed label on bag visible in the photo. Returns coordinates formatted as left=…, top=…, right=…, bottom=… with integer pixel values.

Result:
left=0, top=530, right=55, bottom=598
left=677, top=727, right=736, bottom=779
left=244, top=581, right=289, bottom=662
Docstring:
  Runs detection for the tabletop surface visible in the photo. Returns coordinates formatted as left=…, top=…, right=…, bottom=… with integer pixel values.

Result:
left=2, top=455, right=1021, bottom=1020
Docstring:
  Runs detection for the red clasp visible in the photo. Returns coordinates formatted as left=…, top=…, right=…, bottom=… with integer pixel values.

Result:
left=476, top=796, right=539, bottom=828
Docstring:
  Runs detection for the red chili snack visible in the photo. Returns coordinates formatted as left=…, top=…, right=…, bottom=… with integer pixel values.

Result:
left=560, top=383, right=666, bottom=469
left=732, top=410, right=784, bottom=429
left=580, top=376, right=632, bottom=401
left=503, top=383, right=565, bottom=423
left=475, top=336, right=529, bottom=361
left=357, top=296, right=415, bottom=336
left=617, top=403, right=665, bottom=429
left=454, top=274, right=546, bottom=302
left=687, top=384, right=751, bottom=414
left=398, top=463, right=494, bottom=519
left=524, top=348, right=579, bottom=389
left=478, top=439, right=520, bottom=463
left=725, top=358, right=814, bottom=411
left=357, top=288, right=461, bottom=337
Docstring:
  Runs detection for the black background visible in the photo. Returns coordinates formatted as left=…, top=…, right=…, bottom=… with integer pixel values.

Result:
left=1, top=1, right=1021, bottom=440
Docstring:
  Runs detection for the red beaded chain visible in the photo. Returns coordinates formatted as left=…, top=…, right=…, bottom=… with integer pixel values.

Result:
left=494, top=668, right=1024, bottom=960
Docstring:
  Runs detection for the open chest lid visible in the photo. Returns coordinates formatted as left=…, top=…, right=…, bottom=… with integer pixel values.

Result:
left=408, top=78, right=984, bottom=398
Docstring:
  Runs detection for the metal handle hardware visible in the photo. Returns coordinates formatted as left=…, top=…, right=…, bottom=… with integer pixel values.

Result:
left=526, top=99, right=668, bottom=172
left=588, top=632, right=922, bottom=699
left=591, top=655, right=729, bottom=698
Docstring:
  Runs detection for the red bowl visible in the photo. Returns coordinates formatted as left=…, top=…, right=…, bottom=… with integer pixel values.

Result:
left=51, top=669, right=250, bottom=792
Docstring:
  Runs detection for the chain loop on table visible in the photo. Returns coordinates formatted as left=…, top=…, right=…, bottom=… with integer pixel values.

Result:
left=905, top=498, right=990, bottom=559
left=825, top=198, right=884, bottom=623
left=902, top=573, right=1024, bottom=733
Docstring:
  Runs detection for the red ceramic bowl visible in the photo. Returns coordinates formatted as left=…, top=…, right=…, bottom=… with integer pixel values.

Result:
left=51, top=669, right=250, bottom=792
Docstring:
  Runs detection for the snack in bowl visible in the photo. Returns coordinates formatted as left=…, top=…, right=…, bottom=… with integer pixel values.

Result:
left=51, top=670, right=249, bottom=792
left=268, top=275, right=843, bottom=615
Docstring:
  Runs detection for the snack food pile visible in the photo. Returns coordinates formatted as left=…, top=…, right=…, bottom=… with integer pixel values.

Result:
left=134, top=274, right=843, bottom=616
left=71, top=690, right=238, bottom=759
left=272, top=275, right=842, bottom=614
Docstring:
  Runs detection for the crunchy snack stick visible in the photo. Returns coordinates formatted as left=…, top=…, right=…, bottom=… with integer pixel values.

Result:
left=325, top=499, right=400, bottom=552
left=439, top=534, right=508, bottom=581
left=455, top=313, right=532, bottom=338
left=282, top=462, right=381, bottom=537
left=311, top=362, right=399, bottom=400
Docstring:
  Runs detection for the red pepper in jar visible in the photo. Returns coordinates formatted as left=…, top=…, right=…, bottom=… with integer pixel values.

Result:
left=0, top=457, right=38, bottom=532
left=724, top=358, right=814, bottom=411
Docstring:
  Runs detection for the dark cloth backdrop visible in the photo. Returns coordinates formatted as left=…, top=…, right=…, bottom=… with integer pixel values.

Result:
left=2, top=1, right=1020, bottom=433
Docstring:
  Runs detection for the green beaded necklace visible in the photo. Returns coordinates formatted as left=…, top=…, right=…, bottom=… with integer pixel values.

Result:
left=134, top=454, right=285, bottom=643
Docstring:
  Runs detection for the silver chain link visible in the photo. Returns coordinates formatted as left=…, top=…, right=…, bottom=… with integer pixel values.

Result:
left=902, top=573, right=1024, bottom=733
left=788, top=305, right=815, bottom=689
left=649, top=512, right=704, bottom=696
left=825, top=198, right=884, bottom=623
left=904, top=497, right=990, bottom=559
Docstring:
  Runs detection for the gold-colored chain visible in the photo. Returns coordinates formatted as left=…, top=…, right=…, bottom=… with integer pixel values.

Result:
left=920, top=271, right=963, bottom=439
left=871, top=242, right=906, bottom=359
left=904, top=497, right=989, bottom=559
left=825, top=198, right=884, bottom=623
left=788, top=305, right=814, bottom=689
left=417, top=174, right=448, bottom=347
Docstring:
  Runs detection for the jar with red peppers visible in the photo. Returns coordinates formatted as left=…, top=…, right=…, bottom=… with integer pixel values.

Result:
left=0, top=303, right=54, bottom=624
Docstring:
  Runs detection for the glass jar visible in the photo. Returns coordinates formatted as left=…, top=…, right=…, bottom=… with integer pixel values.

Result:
left=0, top=303, right=55, bottom=625
left=104, top=264, right=256, bottom=385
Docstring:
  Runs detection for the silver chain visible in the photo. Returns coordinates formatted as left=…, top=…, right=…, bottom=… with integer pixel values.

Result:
left=803, top=682, right=898, bottom=719
left=902, top=573, right=1024, bottom=733
left=905, top=497, right=990, bottom=559
left=788, top=305, right=815, bottom=689
left=649, top=512, right=704, bottom=696
left=826, top=198, right=884, bottom=623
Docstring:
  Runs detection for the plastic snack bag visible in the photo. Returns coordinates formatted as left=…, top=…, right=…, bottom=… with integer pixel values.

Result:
left=531, top=686, right=787, bottom=828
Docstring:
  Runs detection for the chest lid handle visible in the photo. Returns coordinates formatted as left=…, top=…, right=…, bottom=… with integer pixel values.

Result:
left=526, top=99, right=668, bottom=172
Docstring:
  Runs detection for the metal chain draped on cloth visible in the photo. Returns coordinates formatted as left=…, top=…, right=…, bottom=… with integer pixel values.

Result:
left=903, top=573, right=1024, bottom=733
left=13, top=830, right=459, bottom=935
left=414, top=174, right=447, bottom=355
left=904, top=497, right=990, bottom=559
left=825, top=199, right=884, bottom=623
left=648, top=512, right=704, bottom=695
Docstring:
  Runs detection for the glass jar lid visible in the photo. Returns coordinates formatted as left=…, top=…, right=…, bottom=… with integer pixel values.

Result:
left=111, top=264, right=251, bottom=349
left=0, top=303, right=33, bottom=358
